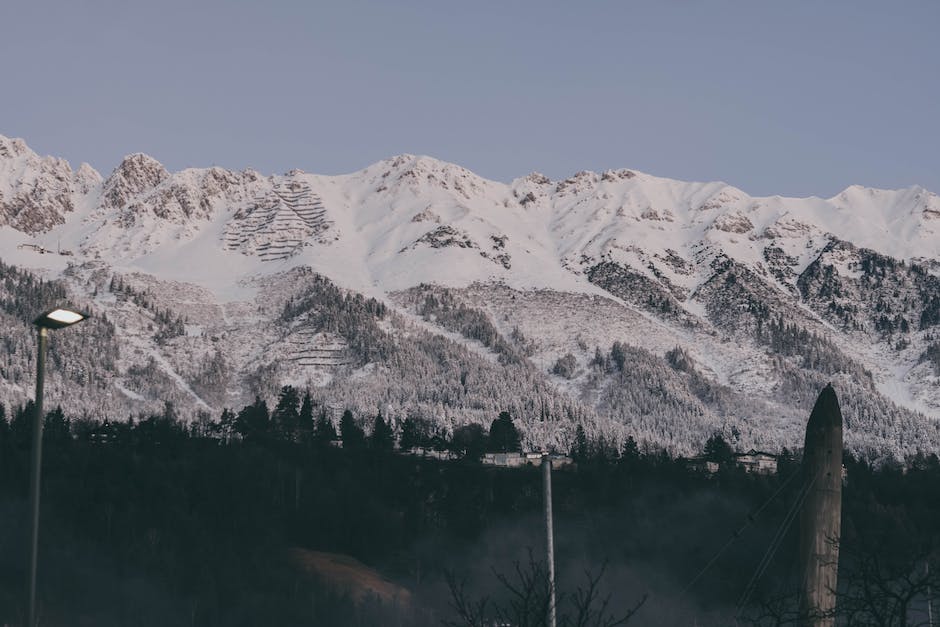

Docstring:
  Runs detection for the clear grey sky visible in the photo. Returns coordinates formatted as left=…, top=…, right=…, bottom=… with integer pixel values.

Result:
left=2, top=0, right=937, bottom=197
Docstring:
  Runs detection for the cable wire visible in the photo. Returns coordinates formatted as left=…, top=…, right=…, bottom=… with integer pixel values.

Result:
left=679, top=467, right=802, bottom=599
left=735, top=472, right=818, bottom=617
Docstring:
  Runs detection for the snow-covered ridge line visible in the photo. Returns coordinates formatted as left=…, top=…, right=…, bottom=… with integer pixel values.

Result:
left=2, top=133, right=939, bottom=439
left=2, top=133, right=937, bottom=237
left=1, top=133, right=937, bottom=299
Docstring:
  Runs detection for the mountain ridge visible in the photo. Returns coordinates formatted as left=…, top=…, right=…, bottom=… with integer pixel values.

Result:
left=1, top=134, right=938, bottom=459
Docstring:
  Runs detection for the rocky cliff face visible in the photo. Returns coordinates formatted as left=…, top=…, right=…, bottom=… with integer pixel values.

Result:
left=0, top=136, right=100, bottom=234
left=101, top=153, right=169, bottom=211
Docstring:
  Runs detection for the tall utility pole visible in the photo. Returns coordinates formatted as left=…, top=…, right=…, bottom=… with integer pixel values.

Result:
left=543, top=454, right=557, bottom=627
left=798, top=384, right=843, bottom=627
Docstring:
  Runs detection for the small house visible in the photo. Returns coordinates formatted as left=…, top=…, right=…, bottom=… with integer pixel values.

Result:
left=686, top=458, right=720, bottom=474
left=734, top=450, right=777, bottom=475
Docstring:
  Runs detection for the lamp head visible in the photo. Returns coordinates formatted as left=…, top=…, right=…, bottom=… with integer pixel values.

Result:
left=33, top=308, right=90, bottom=329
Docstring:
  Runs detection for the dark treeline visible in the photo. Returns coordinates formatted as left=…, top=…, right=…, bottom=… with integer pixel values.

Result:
left=1, top=393, right=939, bottom=626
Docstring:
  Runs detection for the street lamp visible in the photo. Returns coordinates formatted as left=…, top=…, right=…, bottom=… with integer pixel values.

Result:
left=26, top=307, right=89, bottom=627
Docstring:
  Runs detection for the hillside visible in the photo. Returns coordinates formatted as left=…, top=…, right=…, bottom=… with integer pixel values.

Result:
left=1, top=134, right=938, bottom=457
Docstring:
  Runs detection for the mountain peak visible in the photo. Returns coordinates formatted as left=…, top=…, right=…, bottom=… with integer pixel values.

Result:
left=0, top=135, right=83, bottom=234
left=76, top=162, right=102, bottom=182
left=379, top=153, right=471, bottom=177
left=0, top=134, right=33, bottom=160
left=360, top=154, right=497, bottom=202
left=114, top=152, right=168, bottom=177
left=522, top=172, right=552, bottom=185
left=102, top=153, right=170, bottom=209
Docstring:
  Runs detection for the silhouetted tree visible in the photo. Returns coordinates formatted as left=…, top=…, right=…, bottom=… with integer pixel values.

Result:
left=11, top=401, right=34, bottom=449
left=622, top=435, right=640, bottom=463
left=452, top=424, right=488, bottom=460
left=488, top=411, right=521, bottom=453
left=314, top=411, right=337, bottom=445
left=43, top=406, right=70, bottom=444
left=0, top=403, right=8, bottom=449
left=399, top=416, right=430, bottom=450
left=236, top=396, right=270, bottom=442
left=214, top=407, right=236, bottom=443
left=370, top=413, right=394, bottom=451
left=572, top=424, right=589, bottom=462
left=704, top=432, right=734, bottom=464
left=298, top=391, right=314, bottom=442
left=272, top=385, right=300, bottom=441
left=445, top=550, right=647, bottom=626
left=339, top=410, right=364, bottom=450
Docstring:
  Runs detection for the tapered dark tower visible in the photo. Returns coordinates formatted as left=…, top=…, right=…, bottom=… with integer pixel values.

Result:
left=799, top=384, right=843, bottom=626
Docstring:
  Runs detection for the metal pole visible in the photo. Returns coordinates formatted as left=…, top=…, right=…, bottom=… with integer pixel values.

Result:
left=27, top=326, right=48, bottom=627
left=543, top=454, right=556, bottom=627
left=928, top=561, right=933, bottom=627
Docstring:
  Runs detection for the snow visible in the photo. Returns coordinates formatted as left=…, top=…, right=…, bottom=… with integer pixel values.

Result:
left=115, top=382, right=146, bottom=401
left=5, top=134, right=937, bottom=305
left=2, top=133, right=940, bottom=422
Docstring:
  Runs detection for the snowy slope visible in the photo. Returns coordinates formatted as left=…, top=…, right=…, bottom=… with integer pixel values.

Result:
left=1, top=134, right=938, bottom=456
left=5, top=135, right=935, bottom=300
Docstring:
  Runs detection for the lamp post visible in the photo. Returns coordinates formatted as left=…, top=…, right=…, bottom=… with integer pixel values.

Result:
left=27, top=307, right=88, bottom=627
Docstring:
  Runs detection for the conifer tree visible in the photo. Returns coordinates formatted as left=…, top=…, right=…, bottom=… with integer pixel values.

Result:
left=399, top=417, right=425, bottom=450
left=339, top=410, right=364, bottom=449
left=314, top=411, right=337, bottom=445
left=370, top=413, right=394, bottom=451
left=0, top=403, right=8, bottom=450
left=704, top=432, right=734, bottom=464
left=488, top=411, right=521, bottom=453
left=573, top=424, right=589, bottom=462
left=610, top=341, right=627, bottom=373
left=217, top=408, right=236, bottom=443
left=272, top=385, right=300, bottom=441
left=11, top=401, right=34, bottom=449
left=298, top=391, right=314, bottom=442
left=622, top=435, right=640, bottom=463
left=43, top=406, right=70, bottom=444
left=236, top=396, right=270, bottom=442
left=452, top=423, right=487, bottom=460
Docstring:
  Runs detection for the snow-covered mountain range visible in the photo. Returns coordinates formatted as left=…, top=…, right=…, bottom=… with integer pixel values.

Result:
left=1, top=134, right=938, bottom=458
